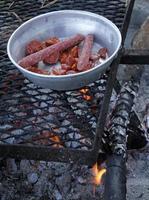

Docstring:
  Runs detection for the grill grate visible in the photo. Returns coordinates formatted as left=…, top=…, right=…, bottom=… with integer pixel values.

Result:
left=0, top=0, right=126, bottom=51
left=0, top=67, right=108, bottom=149
left=0, top=0, right=126, bottom=162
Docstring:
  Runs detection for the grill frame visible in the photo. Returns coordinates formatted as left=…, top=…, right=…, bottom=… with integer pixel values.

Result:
left=0, top=0, right=149, bottom=165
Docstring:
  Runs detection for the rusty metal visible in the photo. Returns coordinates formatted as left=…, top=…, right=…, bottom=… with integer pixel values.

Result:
left=0, top=0, right=149, bottom=166
left=93, top=0, right=137, bottom=159
left=93, top=48, right=123, bottom=156
left=0, top=144, right=95, bottom=165
left=0, top=0, right=126, bottom=164
left=121, top=0, right=136, bottom=45
left=121, top=49, right=149, bottom=64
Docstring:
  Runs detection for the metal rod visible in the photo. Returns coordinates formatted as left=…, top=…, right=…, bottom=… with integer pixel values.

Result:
left=121, top=49, right=149, bottom=64
left=93, top=48, right=123, bottom=156
left=0, top=144, right=96, bottom=166
left=121, top=0, right=136, bottom=45
left=94, top=0, right=136, bottom=157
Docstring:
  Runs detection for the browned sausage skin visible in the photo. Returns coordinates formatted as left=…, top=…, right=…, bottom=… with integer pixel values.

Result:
left=77, top=34, right=94, bottom=71
left=18, top=34, right=84, bottom=68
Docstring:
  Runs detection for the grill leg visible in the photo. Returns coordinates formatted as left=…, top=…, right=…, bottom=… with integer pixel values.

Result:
left=104, top=155, right=126, bottom=200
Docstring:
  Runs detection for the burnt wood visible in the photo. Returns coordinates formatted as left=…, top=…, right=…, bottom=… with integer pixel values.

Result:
left=104, top=66, right=144, bottom=200
left=104, top=155, right=126, bottom=200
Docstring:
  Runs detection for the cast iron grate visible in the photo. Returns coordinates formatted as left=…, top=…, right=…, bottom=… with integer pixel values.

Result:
left=0, top=63, right=109, bottom=149
left=0, top=0, right=126, bottom=162
left=0, top=0, right=126, bottom=51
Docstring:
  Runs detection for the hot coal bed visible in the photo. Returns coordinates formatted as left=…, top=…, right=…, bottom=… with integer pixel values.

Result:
left=0, top=0, right=149, bottom=200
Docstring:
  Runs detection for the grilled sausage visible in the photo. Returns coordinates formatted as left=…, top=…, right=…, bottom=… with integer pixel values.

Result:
left=77, top=34, right=93, bottom=71
left=18, top=34, right=85, bottom=68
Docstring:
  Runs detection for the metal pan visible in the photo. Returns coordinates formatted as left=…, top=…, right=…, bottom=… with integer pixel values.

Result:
left=7, top=10, right=121, bottom=90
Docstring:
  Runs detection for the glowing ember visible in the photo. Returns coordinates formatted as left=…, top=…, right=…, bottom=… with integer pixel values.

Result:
left=80, top=88, right=89, bottom=94
left=33, top=130, right=62, bottom=147
left=92, top=163, right=106, bottom=186
left=79, top=88, right=92, bottom=101
left=82, top=94, right=92, bottom=101
left=49, top=133, right=62, bottom=148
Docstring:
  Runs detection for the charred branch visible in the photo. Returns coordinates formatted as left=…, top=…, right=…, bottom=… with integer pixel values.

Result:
left=127, top=111, right=148, bottom=150
left=103, top=65, right=144, bottom=200
left=104, top=155, right=126, bottom=200
left=103, top=80, right=139, bottom=156
left=145, top=104, right=149, bottom=133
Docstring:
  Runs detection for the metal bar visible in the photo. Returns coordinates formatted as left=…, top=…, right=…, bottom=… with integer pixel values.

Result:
left=0, top=144, right=96, bottom=166
left=93, top=0, right=136, bottom=157
left=121, top=49, right=149, bottom=64
left=121, top=0, right=136, bottom=45
left=93, top=48, right=123, bottom=156
left=104, top=155, right=126, bottom=200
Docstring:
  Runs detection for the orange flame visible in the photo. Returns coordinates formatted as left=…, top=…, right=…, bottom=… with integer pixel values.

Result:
left=50, top=133, right=62, bottom=148
left=80, top=88, right=89, bottom=94
left=80, top=88, right=92, bottom=101
left=92, top=163, right=106, bottom=185
left=82, top=94, right=92, bottom=101
left=34, top=130, right=63, bottom=147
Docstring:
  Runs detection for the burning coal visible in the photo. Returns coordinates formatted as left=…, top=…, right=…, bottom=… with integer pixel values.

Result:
left=80, top=88, right=92, bottom=101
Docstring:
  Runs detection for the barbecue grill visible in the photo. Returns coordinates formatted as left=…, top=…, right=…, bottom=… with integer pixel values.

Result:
left=0, top=0, right=149, bottom=200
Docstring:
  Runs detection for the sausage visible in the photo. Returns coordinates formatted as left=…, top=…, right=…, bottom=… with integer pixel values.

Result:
left=26, top=40, right=43, bottom=55
left=98, top=48, right=108, bottom=59
left=77, top=34, right=93, bottom=71
left=43, top=51, right=60, bottom=64
left=18, top=34, right=84, bottom=68
left=81, top=61, right=93, bottom=71
left=69, top=46, right=79, bottom=58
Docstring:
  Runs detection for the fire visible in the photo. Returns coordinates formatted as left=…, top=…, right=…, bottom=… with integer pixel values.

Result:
left=80, top=88, right=89, bottom=94
left=49, top=133, right=62, bottom=148
left=92, top=163, right=106, bottom=186
left=82, top=94, right=92, bottom=101
left=50, top=134, right=61, bottom=146
left=33, top=130, right=62, bottom=147
left=80, top=88, right=92, bottom=101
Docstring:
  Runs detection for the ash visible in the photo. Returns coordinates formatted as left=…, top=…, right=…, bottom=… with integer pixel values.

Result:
left=0, top=159, right=105, bottom=200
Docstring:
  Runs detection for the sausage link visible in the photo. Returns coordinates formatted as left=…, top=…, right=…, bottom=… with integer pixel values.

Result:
left=77, top=34, right=93, bottom=71
left=18, top=34, right=84, bottom=67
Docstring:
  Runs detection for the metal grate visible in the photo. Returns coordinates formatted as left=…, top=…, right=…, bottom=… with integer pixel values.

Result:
left=0, top=69, right=108, bottom=149
left=0, top=0, right=126, bottom=51
left=0, top=0, right=126, bottom=163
